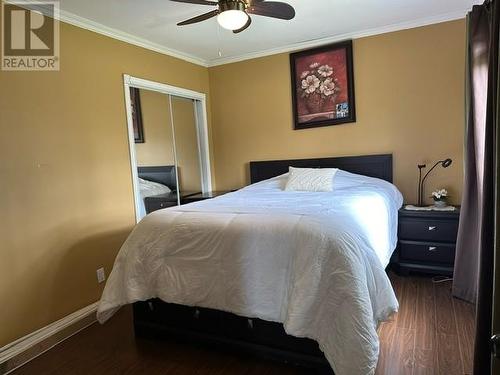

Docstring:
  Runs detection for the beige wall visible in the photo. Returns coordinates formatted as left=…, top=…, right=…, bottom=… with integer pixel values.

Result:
left=135, top=89, right=175, bottom=167
left=209, top=20, right=465, bottom=205
left=0, top=21, right=212, bottom=346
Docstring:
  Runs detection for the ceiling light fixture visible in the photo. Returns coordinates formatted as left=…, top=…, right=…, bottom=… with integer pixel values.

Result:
left=173, top=0, right=295, bottom=34
left=217, top=1, right=249, bottom=31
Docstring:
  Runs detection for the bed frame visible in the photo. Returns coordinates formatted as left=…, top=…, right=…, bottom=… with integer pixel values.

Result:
left=250, top=154, right=393, bottom=184
left=133, top=154, right=393, bottom=374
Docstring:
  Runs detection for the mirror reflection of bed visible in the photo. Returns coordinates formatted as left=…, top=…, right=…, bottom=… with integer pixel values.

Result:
left=131, top=88, right=205, bottom=220
left=137, top=166, right=178, bottom=217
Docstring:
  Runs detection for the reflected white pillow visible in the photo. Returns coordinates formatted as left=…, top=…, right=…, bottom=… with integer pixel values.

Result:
left=284, top=167, right=338, bottom=192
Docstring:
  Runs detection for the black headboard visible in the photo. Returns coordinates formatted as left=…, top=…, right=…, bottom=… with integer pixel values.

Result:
left=250, top=154, right=393, bottom=184
left=138, top=166, right=177, bottom=191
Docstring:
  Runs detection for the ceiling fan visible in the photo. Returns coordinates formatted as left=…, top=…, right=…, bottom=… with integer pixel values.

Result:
left=170, top=0, right=295, bottom=34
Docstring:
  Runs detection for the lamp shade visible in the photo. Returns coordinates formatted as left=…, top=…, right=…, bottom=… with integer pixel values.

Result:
left=217, top=10, right=249, bottom=30
left=442, top=158, right=452, bottom=168
left=417, top=157, right=453, bottom=206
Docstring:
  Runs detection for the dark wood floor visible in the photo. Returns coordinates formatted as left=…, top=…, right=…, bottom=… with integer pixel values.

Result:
left=12, top=273, right=475, bottom=375
left=376, top=273, right=475, bottom=375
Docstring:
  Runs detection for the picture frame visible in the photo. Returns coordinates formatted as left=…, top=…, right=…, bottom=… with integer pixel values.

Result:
left=130, top=87, right=145, bottom=143
left=290, top=40, right=356, bottom=130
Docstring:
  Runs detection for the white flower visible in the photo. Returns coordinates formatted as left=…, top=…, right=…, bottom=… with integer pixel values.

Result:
left=318, top=65, right=333, bottom=77
left=301, top=75, right=320, bottom=94
left=432, top=189, right=448, bottom=199
left=300, top=70, right=310, bottom=79
left=309, top=62, right=320, bottom=69
left=319, top=78, right=337, bottom=96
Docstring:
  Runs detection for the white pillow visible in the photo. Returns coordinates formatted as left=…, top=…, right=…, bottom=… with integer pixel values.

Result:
left=284, top=167, right=338, bottom=192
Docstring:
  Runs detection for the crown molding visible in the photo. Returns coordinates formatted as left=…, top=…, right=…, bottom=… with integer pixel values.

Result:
left=60, top=9, right=209, bottom=67
left=58, top=9, right=210, bottom=67
left=9, top=1, right=209, bottom=67
left=11, top=1, right=468, bottom=68
left=207, top=9, right=468, bottom=67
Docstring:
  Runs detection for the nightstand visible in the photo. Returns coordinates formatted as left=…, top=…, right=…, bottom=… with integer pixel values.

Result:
left=393, top=207, right=460, bottom=276
left=144, top=192, right=179, bottom=214
left=181, top=191, right=232, bottom=204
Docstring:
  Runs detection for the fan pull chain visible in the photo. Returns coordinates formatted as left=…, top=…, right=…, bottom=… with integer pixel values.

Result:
left=217, top=21, right=223, bottom=57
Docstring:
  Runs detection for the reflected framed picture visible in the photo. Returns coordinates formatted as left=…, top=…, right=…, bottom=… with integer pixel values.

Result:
left=130, top=87, right=144, bottom=143
left=290, top=40, right=356, bottom=130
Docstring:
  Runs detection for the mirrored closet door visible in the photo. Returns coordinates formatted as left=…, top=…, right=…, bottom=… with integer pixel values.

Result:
left=124, top=76, right=211, bottom=222
left=170, top=96, right=202, bottom=195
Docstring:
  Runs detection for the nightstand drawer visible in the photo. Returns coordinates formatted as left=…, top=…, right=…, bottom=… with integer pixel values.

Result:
left=145, top=200, right=177, bottom=213
left=399, top=218, right=458, bottom=242
left=400, top=241, right=455, bottom=264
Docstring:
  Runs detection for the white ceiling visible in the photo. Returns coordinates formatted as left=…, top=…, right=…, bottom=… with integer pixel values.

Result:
left=57, top=0, right=479, bottom=66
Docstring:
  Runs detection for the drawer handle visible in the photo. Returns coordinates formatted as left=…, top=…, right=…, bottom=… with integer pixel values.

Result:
left=148, top=301, right=154, bottom=311
left=193, top=309, right=200, bottom=319
left=428, top=246, right=438, bottom=252
left=247, top=319, right=254, bottom=330
left=428, top=226, right=437, bottom=231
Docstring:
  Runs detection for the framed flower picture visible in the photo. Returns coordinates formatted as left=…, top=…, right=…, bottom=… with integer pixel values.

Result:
left=130, top=87, right=145, bottom=143
left=290, top=40, right=356, bottom=130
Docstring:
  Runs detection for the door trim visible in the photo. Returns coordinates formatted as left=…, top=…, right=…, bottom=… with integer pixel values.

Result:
left=123, top=74, right=212, bottom=223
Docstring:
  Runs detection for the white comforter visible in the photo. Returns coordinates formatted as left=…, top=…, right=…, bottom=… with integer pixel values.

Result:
left=97, top=171, right=403, bottom=375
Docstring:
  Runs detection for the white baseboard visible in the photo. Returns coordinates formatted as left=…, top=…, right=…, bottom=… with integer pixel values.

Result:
left=0, top=302, right=99, bottom=374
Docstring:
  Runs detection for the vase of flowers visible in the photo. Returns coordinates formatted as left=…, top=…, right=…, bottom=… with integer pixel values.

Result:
left=431, top=189, right=449, bottom=208
left=299, top=63, right=341, bottom=114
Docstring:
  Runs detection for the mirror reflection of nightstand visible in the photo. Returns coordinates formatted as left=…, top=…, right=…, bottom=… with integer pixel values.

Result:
left=143, top=193, right=178, bottom=214
left=145, top=191, right=237, bottom=214
left=181, top=191, right=233, bottom=204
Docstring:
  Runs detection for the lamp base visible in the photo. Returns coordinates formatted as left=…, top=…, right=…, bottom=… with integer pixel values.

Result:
left=404, top=204, right=456, bottom=212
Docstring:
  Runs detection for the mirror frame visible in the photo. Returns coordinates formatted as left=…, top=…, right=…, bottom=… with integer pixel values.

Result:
left=123, top=74, right=212, bottom=223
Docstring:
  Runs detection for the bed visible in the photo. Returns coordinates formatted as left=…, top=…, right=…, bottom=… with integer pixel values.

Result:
left=98, top=154, right=402, bottom=375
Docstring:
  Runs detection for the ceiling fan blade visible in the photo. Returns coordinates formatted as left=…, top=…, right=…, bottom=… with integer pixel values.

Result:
left=177, top=9, right=219, bottom=25
left=233, top=16, right=252, bottom=34
left=247, top=1, right=295, bottom=20
left=170, top=0, right=218, bottom=5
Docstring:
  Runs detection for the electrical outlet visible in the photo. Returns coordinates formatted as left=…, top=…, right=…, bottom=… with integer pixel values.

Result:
left=96, top=268, right=106, bottom=283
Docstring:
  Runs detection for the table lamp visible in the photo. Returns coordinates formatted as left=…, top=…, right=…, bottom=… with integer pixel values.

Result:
left=417, top=158, right=452, bottom=206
